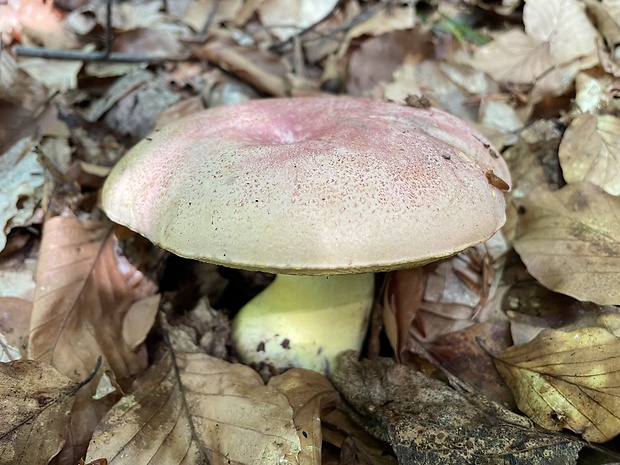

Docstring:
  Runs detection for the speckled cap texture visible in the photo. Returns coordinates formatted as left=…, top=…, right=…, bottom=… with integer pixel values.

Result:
left=102, top=96, right=511, bottom=274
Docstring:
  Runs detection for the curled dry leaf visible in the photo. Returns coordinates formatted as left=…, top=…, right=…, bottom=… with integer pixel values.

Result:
left=559, top=113, right=620, bottom=195
left=0, top=360, right=78, bottom=464
left=87, top=351, right=303, bottom=465
left=268, top=368, right=342, bottom=464
left=514, top=182, right=620, bottom=305
left=29, top=216, right=157, bottom=464
left=493, top=327, right=620, bottom=442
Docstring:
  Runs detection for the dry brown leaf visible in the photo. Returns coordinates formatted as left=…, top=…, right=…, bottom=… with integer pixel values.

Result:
left=85, top=352, right=207, bottom=465
left=514, top=182, right=620, bottom=305
left=29, top=216, right=157, bottom=464
left=268, top=368, right=341, bottom=464
left=18, top=57, right=83, bottom=94
left=0, top=359, right=82, bottom=464
left=494, top=327, right=620, bottom=442
left=382, top=268, right=423, bottom=361
left=346, top=29, right=433, bottom=98
left=331, top=353, right=582, bottom=464
left=427, top=322, right=515, bottom=409
left=471, top=0, right=597, bottom=86
left=559, top=113, right=620, bottom=195
left=183, top=0, right=245, bottom=31
left=87, top=351, right=303, bottom=465
left=345, top=3, right=416, bottom=39
left=193, top=36, right=290, bottom=97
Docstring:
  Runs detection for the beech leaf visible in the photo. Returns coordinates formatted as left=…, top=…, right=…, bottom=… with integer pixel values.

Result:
left=267, top=368, right=342, bottom=464
left=493, top=327, right=620, bottom=442
left=87, top=351, right=303, bottom=465
left=29, top=216, right=157, bottom=463
left=0, top=360, right=79, bottom=464
left=471, top=0, right=597, bottom=85
left=514, top=182, right=620, bottom=305
left=559, top=113, right=620, bottom=195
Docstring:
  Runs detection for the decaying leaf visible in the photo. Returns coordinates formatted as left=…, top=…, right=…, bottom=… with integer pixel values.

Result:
left=29, top=216, right=157, bottom=464
left=0, top=360, right=82, bottom=464
left=85, top=352, right=207, bottom=465
left=493, top=327, right=620, bottom=442
left=559, top=113, right=620, bottom=195
left=0, top=137, right=44, bottom=254
left=514, top=182, right=620, bottom=305
left=331, top=353, right=582, bottom=464
left=87, top=351, right=303, bottom=465
left=0, top=297, right=31, bottom=362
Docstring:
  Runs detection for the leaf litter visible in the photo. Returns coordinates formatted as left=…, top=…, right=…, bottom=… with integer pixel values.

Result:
left=5, top=0, right=620, bottom=463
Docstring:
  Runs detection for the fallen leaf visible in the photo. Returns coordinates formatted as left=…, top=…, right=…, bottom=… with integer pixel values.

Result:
left=345, top=2, right=416, bottom=39
left=346, top=29, right=433, bottom=97
left=29, top=216, right=157, bottom=464
left=258, top=0, right=339, bottom=41
left=383, top=267, right=423, bottom=360
left=193, top=36, right=291, bottom=97
left=183, top=0, right=245, bottom=31
left=268, top=368, right=342, bottom=464
left=85, top=352, right=208, bottom=465
left=559, top=113, right=620, bottom=195
left=514, top=182, right=620, bottom=305
left=493, top=327, right=620, bottom=442
left=18, top=57, right=83, bottom=94
left=0, top=360, right=82, bottom=464
left=0, top=137, right=44, bottom=253
left=86, top=351, right=303, bottom=465
left=331, top=353, right=582, bottom=464
left=0, top=297, right=31, bottom=362
left=427, top=322, right=515, bottom=409
left=471, top=0, right=597, bottom=86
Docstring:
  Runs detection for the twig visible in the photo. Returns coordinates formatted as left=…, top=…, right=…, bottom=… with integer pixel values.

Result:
left=269, top=0, right=395, bottom=53
left=13, top=0, right=192, bottom=63
left=12, top=46, right=189, bottom=63
left=198, top=0, right=221, bottom=40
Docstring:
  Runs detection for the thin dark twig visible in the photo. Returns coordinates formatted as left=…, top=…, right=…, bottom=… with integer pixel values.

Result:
left=198, top=0, right=221, bottom=40
left=269, top=0, right=343, bottom=53
left=104, top=0, right=113, bottom=55
left=269, top=0, right=395, bottom=53
left=12, top=46, right=189, bottom=62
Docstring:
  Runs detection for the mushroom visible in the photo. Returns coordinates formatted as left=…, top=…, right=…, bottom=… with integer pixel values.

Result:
left=101, top=96, right=510, bottom=373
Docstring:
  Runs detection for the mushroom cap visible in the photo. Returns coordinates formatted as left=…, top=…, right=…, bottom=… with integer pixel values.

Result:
left=102, top=96, right=510, bottom=274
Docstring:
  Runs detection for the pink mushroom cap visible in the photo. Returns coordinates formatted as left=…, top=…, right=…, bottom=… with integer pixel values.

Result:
left=102, top=96, right=511, bottom=274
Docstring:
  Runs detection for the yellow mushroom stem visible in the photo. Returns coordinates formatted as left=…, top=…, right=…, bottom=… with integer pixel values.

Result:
left=231, top=273, right=375, bottom=373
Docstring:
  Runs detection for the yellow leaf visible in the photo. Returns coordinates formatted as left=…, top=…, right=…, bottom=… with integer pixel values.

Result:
left=494, top=327, right=620, bottom=442
left=514, top=182, right=620, bottom=305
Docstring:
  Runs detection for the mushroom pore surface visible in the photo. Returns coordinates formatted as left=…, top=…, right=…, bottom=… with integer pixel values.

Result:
left=102, top=96, right=511, bottom=274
